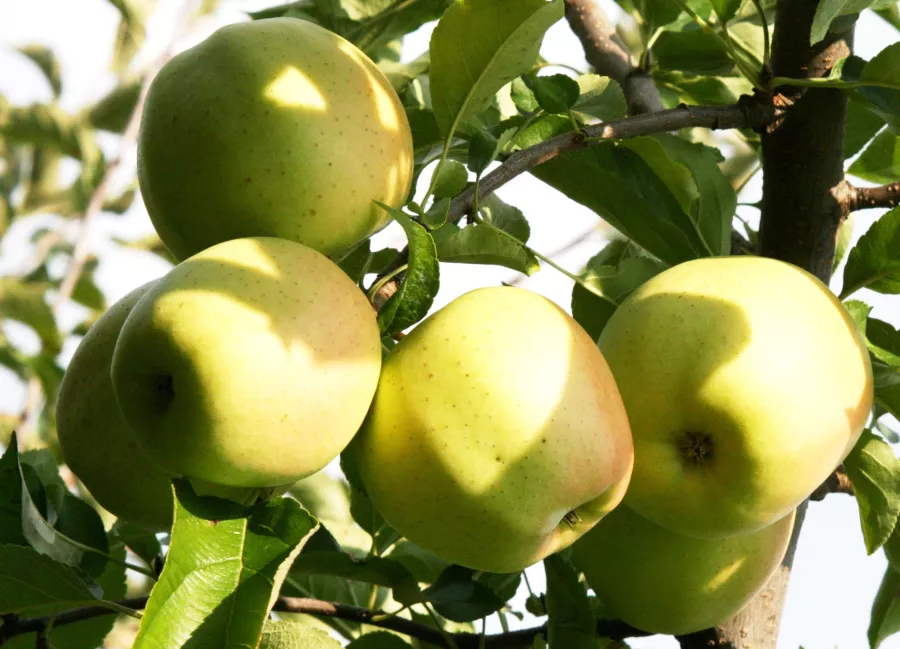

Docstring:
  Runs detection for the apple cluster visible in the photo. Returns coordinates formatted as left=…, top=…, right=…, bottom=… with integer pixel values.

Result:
left=55, top=16, right=875, bottom=638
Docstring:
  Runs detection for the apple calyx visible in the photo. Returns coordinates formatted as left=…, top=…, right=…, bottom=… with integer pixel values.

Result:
left=678, top=431, right=714, bottom=465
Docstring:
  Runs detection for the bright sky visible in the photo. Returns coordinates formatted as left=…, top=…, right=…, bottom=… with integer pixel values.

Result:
left=1, top=1, right=898, bottom=648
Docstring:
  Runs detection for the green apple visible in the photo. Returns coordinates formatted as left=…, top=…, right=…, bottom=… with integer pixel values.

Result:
left=353, top=286, right=634, bottom=573
left=137, top=17, right=413, bottom=261
left=111, top=237, right=381, bottom=498
left=57, top=282, right=173, bottom=530
left=571, top=504, right=795, bottom=636
left=599, top=256, right=873, bottom=539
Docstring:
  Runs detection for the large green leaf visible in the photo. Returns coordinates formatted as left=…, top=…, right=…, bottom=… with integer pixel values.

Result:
left=844, top=430, right=900, bottom=554
left=841, top=206, right=900, bottom=298
left=849, top=129, right=900, bottom=183
left=133, top=482, right=318, bottom=649
left=429, top=0, right=563, bottom=137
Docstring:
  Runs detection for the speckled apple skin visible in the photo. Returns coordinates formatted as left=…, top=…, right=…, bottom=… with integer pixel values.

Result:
left=354, top=286, right=634, bottom=573
left=111, top=237, right=382, bottom=488
left=137, top=17, right=413, bottom=260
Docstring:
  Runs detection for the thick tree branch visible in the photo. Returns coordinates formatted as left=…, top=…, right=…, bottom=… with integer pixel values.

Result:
left=564, top=0, right=665, bottom=114
left=0, top=595, right=647, bottom=648
left=836, top=180, right=900, bottom=213
left=685, top=1, right=861, bottom=649
left=373, top=96, right=779, bottom=307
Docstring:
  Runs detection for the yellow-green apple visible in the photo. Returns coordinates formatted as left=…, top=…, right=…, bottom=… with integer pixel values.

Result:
left=111, top=237, right=381, bottom=500
left=598, top=256, right=873, bottom=538
left=137, top=17, right=413, bottom=261
left=56, top=282, right=173, bottom=530
left=353, top=286, right=634, bottom=573
left=571, top=504, right=795, bottom=635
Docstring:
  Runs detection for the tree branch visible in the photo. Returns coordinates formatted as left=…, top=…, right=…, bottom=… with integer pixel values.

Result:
left=837, top=180, right=900, bottom=213
left=809, top=467, right=854, bottom=501
left=373, top=95, right=779, bottom=306
left=563, top=0, right=665, bottom=115
left=0, top=595, right=648, bottom=648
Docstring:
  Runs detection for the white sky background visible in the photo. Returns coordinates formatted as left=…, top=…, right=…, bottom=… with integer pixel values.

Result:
left=0, top=1, right=899, bottom=648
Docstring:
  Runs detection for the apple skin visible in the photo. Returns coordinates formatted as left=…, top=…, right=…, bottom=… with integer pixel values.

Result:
left=571, top=504, right=796, bottom=636
left=598, top=256, right=873, bottom=539
left=353, top=286, right=634, bottom=573
left=110, top=237, right=382, bottom=491
left=56, top=282, right=173, bottom=531
left=137, top=17, right=413, bottom=261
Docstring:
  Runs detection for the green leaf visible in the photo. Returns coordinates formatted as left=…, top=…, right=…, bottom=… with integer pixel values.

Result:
left=17, top=46, right=62, bottom=98
left=572, top=75, right=626, bottom=122
left=53, top=493, right=110, bottom=578
left=846, top=102, right=888, bottom=159
left=869, top=565, right=900, bottom=649
left=523, top=73, right=580, bottom=114
left=422, top=565, right=506, bottom=622
left=379, top=54, right=431, bottom=94
left=468, top=128, right=503, bottom=176
left=376, top=205, right=440, bottom=335
left=0, top=278, right=62, bottom=353
left=86, top=79, right=141, bottom=133
left=430, top=0, right=564, bottom=137
left=655, top=71, right=752, bottom=106
left=887, top=526, right=900, bottom=570
left=511, top=77, right=539, bottom=113
left=875, top=4, right=900, bottom=31
left=386, top=541, right=451, bottom=585
left=479, top=194, right=531, bottom=241
left=3, top=435, right=109, bottom=577
left=338, top=240, right=375, bottom=285
left=544, top=554, right=599, bottom=648
left=5, top=536, right=128, bottom=649
left=258, top=621, right=342, bottom=649
left=811, top=0, right=874, bottom=44
left=653, top=28, right=735, bottom=76
left=289, top=551, right=422, bottom=605
left=110, top=519, right=162, bottom=568
left=519, top=118, right=704, bottom=264
left=868, top=317, right=900, bottom=370
left=844, top=430, right=900, bottom=554
left=0, top=544, right=110, bottom=615
left=347, top=631, right=414, bottom=648
left=0, top=439, right=27, bottom=546
left=133, top=481, right=318, bottom=649
left=433, top=160, right=469, bottom=198
left=849, top=129, right=900, bottom=183
left=652, top=134, right=735, bottom=256
left=0, top=104, right=96, bottom=161
left=710, top=0, right=742, bottom=22
left=432, top=221, right=540, bottom=274
left=856, top=44, right=900, bottom=132
left=841, top=206, right=900, bottom=298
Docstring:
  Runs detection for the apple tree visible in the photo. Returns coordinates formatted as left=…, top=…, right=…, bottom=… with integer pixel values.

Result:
left=0, top=0, right=899, bottom=648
